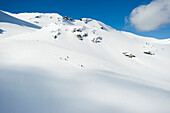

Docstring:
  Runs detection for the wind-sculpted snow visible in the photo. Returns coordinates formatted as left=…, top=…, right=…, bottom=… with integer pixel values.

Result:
left=0, top=11, right=170, bottom=113
left=0, top=11, right=41, bottom=29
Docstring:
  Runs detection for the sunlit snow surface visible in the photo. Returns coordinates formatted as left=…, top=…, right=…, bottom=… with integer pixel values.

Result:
left=0, top=11, right=170, bottom=113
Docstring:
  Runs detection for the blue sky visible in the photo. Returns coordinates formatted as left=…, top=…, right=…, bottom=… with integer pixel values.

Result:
left=0, top=0, right=169, bottom=39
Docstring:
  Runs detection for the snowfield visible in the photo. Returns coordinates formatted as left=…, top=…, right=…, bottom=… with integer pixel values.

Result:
left=0, top=10, right=170, bottom=113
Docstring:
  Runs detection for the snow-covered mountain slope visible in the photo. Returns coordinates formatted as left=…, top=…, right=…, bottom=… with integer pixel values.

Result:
left=0, top=10, right=41, bottom=38
left=15, top=12, right=64, bottom=27
left=0, top=11, right=170, bottom=113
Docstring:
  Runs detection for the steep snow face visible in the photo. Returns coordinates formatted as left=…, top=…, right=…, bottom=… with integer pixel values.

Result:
left=0, top=29, right=3, bottom=34
left=0, top=11, right=40, bottom=29
left=0, top=11, right=170, bottom=113
left=0, top=11, right=41, bottom=38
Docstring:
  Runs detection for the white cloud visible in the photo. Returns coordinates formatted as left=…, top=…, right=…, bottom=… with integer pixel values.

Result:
left=130, top=0, right=170, bottom=31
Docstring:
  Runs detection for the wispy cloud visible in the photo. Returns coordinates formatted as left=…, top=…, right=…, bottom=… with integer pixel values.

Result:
left=129, top=0, right=170, bottom=31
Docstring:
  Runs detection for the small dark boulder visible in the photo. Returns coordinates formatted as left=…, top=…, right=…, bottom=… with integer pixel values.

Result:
left=80, top=65, right=84, bottom=67
left=63, top=16, right=73, bottom=22
left=35, top=16, right=41, bottom=18
left=101, top=27, right=104, bottom=29
left=54, top=35, right=57, bottom=39
left=126, top=54, right=136, bottom=58
left=76, top=28, right=82, bottom=32
left=69, top=18, right=73, bottom=22
left=57, top=32, right=61, bottom=36
left=63, top=16, right=69, bottom=20
left=83, top=33, right=88, bottom=37
left=72, top=28, right=76, bottom=32
left=123, top=52, right=136, bottom=58
left=92, top=37, right=102, bottom=43
left=144, top=51, right=155, bottom=55
left=77, top=34, right=83, bottom=41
